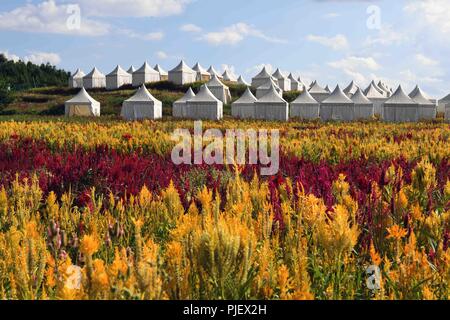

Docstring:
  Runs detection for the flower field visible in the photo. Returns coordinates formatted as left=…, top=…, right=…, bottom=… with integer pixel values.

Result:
left=0, top=119, right=449, bottom=300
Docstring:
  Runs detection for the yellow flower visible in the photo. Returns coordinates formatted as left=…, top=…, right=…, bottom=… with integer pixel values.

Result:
left=370, top=241, right=382, bottom=266
left=80, top=234, right=99, bottom=256
left=386, top=225, right=408, bottom=240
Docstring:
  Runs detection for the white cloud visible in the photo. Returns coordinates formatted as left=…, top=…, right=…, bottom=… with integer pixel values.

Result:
left=156, top=51, right=168, bottom=59
left=0, top=0, right=109, bottom=36
left=245, top=63, right=275, bottom=75
left=415, top=53, right=439, bottom=67
left=323, top=12, right=340, bottom=19
left=76, top=0, right=192, bottom=17
left=306, top=34, right=349, bottom=51
left=399, top=69, right=443, bottom=85
left=180, top=24, right=202, bottom=33
left=1, top=50, right=61, bottom=65
left=328, top=56, right=381, bottom=85
left=364, top=25, right=409, bottom=47
left=404, top=0, right=450, bottom=35
left=200, top=23, right=286, bottom=46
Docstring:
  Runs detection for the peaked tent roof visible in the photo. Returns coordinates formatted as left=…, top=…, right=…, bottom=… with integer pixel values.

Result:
left=343, top=81, right=359, bottom=95
left=364, top=83, right=385, bottom=98
left=272, top=68, right=286, bottom=79
left=257, top=78, right=280, bottom=90
left=253, top=66, right=272, bottom=79
left=170, top=60, right=195, bottom=73
left=154, top=64, right=168, bottom=75
left=175, top=88, right=196, bottom=103
left=409, top=86, right=434, bottom=105
left=192, top=63, right=209, bottom=74
left=234, top=88, right=258, bottom=104
left=351, top=88, right=372, bottom=104
left=207, top=75, right=228, bottom=88
left=72, top=69, right=85, bottom=78
left=222, top=69, right=237, bottom=81
left=188, top=84, right=221, bottom=103
left=258, top=83, right=287, bottom=103
left=107, top=65, right=129, bottom=77
left=439, top=93, right=450, bottom=102
left=370, top=80, right=384, bottom=94
left=127, top=66, right=136, bottom=74
left=135, top=62, right=158, bottom=74
left=66, top=88, right=99, bottom=104
left=385, top=85, right=417, bottom=104
left=308, top=81, right=328, bottom=94
left=85, top=67, right=105, bottom=78
left=409, top=85, right=432, bottom=100
left=291, top=90, right=319, bottom=104
left=207, top=66, right=222, bottom=78
left=237, top=75, right=250, bottom=86
left=322, top=85, right=354, bottom=104
left=125, top=85, right=159, bottom=102
left=324, top=85, right=331, bottom=93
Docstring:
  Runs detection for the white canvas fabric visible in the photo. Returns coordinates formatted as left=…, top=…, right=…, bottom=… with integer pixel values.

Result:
left=69, top=69, right=85, bottom=88
left=256, top=78, right=282, bottom=99
left=232, top=88, right=257, bottom=119
left=222, top=69, right=238, bottom=82
left=324, top=85, right=331, bottom=93
left=290, top=90, right=320, bottom=120
left=409, top=86, right=436, bottom=120
left=173, top=88, right=196, bottom=118
left=207, top=66, right=223, bottom=80
left=378, top=81, right=391, bottom=97
left=320, top=85, right=355, bottom=121
left=343, top=81, right=359, bottom=98
left=445, top=104, right=450, bottom=122
left=298, top=77, right=307, bottom=91
left=288, top=73, right=302, bottom=91
left=127, top=66, right=136, bottom=74
left=106, top=65, right=132, bottom=90
left=168, top=60, right=197, bottom=85
left=186, top=84, right=223, bottom=120
left=272, top=68, right=291, bottom=91
left=83, top=67, right=106, bottom=89
left=364, top=83, right=386, bottom=117
left=154, top=64, right=169, bottom=81
left=251, top=66, right=279, bottom=88
left=351, top=88, right=374, bottom=119
left=206, top=75, right=232, bottom=104
left=255, top=83, right=289, bottom=121
left=192, top=63, right=210, bottom=81
left=438, top=93, right=450, bottom=114
left=383, top=85, right=419, bottom=122
left=132, top=62, right=160, bottom=87
left=65, top=87, right=100, bottom=117
left=121, top=85, right=162, bottom=120
left=308, top=81, right=330, bottom=103
left=237, top=75, right=250, bottom=86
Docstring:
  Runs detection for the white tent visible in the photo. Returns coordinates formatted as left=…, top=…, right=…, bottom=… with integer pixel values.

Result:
left=168, top=60, right=197, bottom=85
left=290, top=89, right=320, bottom=120
left=308, top=81, right=330, bottom=102
left=409, top=86, right=436, bottom=120
left=272, top=69, right=291, bottom=91
left=121, top=84, right=162, bottom=121
left=255, top=83, right=289, bottom=121
left=132, top=62, right=160, bottom=87
left=297, top=77, right=307, bottom=91
left=256, top=78, right=282, bottom=99
left=383, top=85, right=419, bottom=122
left=445, top=103, right=450, bottom=122
left=173, top=88, right=196, bottom=118
left=192, top=63, right=210, bottom=81
left=237, top=75, right=250, bottom=86
left=321, top=85, right=355, bottom=121
left=206, top=75, right=232, bottom=104
left=438, top=93, right=450, bottom=114
left=222, top=69, right=238, bottom=83
left=324, top=85, right=331, bottom=93
left=251, top=66, right=278, bottom=89
left=69, top=69, right=85, bottom=88
left=154, top=64, right=168, bottom=81
left=65, top=87, right=100, bottom=117
left=288, top=73, right=302, bottom=91
left=232, top=87, right=258, bottom=119
left=127, top=66, right=136, bottom=74
left=343, top=81, right=359, bottom=98
left=364, top=82, right=386, bottom=117
left=186, top=84, right=223, bottom=120
left=106, top=65, right=132, bottom=90
left=378, top=81, right=391, bottom=97
left=351, top=88, right=374, bottom=120
left=369, top=80, right=386, bottom=97
left=83, top=67, right=106, bottom=89
left=207, top=66, right=224, bottom=80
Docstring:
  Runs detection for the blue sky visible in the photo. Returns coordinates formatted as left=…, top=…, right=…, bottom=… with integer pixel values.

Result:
left=0, top=0, right=448, bottom=98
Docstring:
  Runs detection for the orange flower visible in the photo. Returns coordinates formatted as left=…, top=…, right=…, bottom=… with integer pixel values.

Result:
left=386, top=225, right=408, bottom=240
left=80, top=234, right=99, bottom=256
